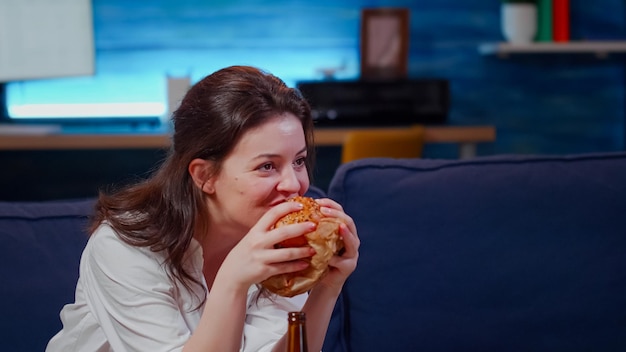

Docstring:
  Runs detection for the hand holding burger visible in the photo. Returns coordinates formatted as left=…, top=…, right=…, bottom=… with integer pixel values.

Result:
left=261, top=196, right=345, bottom=297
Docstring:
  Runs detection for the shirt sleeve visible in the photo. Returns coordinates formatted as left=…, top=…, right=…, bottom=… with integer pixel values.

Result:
left=81, top=225, right=204, bottom=352
left=241, top=286, right=307, bottom=352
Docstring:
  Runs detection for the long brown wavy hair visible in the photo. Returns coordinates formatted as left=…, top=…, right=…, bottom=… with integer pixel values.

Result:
left=90, top=66, right=315, bottom=305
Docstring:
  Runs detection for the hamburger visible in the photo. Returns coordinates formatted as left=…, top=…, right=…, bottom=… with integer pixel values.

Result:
left=261, top=196, right=344, bottom=297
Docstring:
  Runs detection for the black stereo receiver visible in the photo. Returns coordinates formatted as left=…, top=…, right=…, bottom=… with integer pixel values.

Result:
left=296, top=79, right=449, bottom=127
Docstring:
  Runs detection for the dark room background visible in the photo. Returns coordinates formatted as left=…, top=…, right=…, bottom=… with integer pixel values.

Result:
left=2, top=0, right=625, bottom=199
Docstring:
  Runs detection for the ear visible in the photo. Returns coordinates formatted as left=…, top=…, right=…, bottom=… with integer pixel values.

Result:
left=188, top=158, right=216, bottom=194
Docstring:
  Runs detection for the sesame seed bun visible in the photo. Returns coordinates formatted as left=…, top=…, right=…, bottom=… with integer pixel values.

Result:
left=261, top=196, right=344, bottom=297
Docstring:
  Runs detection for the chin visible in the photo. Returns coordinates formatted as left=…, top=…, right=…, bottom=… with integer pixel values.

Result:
left=245, top=208, right=268, bottom=228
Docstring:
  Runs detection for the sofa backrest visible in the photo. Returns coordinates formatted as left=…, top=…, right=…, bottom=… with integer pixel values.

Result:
left=0, top=198, right=95, bottom=351
left=323, top=152, right=626, bottom=352
left=0, top=186, right=326, bottom=351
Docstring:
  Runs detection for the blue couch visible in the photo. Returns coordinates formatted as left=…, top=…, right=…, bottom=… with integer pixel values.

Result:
left=322, top=152, right=626, bottom=352
left=1, top=152, right=626, bottom=351
left=0, top=198, right=94, bottom=351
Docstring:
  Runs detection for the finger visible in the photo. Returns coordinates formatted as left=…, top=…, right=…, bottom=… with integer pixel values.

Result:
left=265, top=221, right=316, bottom=248
left=319, top=206, right=357, bottom=237
left=254, top=201, right=303, bottom=231
left=270, top=246, right=316, bottom=263
left=265, top=260, right=310, bottom=279
left=259, top=247, right=315, bottom=278
left=314, top=199, right=355, bottom=234
left=327, top=250, right=359, bottom=272
left=315, top=198, right=344, bottom=212
left=338, top=223, right=360, bottom=257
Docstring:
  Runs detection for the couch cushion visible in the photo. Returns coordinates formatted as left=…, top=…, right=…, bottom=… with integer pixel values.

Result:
left=324, top=152, right=626, bottom=352
left=0, top=198, right=95, bottom=351
left=305, top=185, right=327, bottom=199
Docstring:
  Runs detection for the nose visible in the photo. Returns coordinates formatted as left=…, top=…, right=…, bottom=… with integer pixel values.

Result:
left=277, top=167, right=302, bottom=193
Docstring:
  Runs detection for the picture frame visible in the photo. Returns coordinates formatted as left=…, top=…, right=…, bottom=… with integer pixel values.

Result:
left=360, top=8, right=410, bottom=80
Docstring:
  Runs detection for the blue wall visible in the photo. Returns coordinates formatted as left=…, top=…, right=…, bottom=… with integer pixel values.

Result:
left=400, top=1, right=625, bottom=156
left=18, top=0, right=620, bottom=157
left=91, top=0, right=625, bottom=156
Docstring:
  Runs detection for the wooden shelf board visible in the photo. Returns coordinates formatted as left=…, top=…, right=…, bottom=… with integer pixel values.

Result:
left=479, top=41, right=626, bottom=57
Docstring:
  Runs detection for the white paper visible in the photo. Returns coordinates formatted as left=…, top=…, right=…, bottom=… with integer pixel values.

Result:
left=0, top=0, right=95, bottom=82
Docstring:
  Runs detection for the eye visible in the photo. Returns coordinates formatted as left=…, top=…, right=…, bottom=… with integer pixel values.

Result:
left=293, top=156, right=307, bottom=168
left=258, top=162, right=276, bottom=172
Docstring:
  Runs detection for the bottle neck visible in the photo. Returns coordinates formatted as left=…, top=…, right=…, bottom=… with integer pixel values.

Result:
left=287, top=312, right=308, bottom=352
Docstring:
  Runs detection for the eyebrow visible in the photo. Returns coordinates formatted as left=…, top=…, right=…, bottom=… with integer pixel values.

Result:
left=252, top=146, right=307, bottom=161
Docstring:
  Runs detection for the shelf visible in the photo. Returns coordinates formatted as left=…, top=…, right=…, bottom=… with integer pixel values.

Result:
left=478, top=41, right=626, bottom=58
left=0, top=126, right=496, bottom=150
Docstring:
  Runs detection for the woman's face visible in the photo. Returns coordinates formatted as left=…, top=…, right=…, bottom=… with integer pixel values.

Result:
left=207, top=113, right=310, bottom=236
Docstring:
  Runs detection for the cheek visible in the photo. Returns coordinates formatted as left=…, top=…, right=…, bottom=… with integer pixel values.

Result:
left=300, top=172, right=311, bottom=188
left=247, top=178, right=277, bottom=198
left=233, top=177, right=245, bottom=195
left=299, top=173, right=310, bottom=190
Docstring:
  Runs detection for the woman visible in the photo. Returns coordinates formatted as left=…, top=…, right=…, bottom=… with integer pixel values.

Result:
left=46, top=66, right=359, bottom=352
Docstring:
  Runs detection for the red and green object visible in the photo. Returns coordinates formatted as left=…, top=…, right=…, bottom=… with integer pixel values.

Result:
left=553, top=0, right=569, bottom=42
left=536, top=0, right=553, bottom=42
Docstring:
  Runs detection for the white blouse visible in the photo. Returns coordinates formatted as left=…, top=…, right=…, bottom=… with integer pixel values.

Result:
left=46, top=224, right=306, bottom=352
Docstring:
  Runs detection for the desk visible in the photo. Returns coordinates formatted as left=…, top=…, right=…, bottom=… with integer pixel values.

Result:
left=0, top=125, right=495, bottom=158
left=314, top=126, right=495, bottom=158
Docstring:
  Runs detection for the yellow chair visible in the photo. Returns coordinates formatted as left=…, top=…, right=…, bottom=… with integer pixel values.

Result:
left=341, top=125, right=425, bottom=163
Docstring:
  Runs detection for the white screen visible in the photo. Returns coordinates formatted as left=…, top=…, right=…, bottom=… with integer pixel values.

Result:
left=0, top=0, right=94, bottom=82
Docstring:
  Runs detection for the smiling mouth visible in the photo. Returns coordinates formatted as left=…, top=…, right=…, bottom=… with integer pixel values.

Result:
left=269, top=195, right=299, bottom=207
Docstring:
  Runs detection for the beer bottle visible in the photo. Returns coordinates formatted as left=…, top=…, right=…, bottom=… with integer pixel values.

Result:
left=286, top=311, right=308, bottom=352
